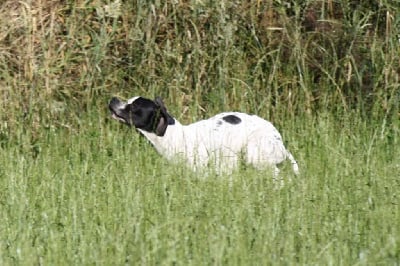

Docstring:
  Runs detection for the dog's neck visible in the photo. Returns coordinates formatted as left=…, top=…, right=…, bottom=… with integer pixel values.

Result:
left=137, top=118, right=185, bottom=159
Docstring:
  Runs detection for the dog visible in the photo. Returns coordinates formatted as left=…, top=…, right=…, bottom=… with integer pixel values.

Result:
left=109, top=96, right=299, bottom=176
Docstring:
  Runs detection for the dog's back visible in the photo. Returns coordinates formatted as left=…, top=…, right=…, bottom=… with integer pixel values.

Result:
left=180, top=112, right=298, bottom=173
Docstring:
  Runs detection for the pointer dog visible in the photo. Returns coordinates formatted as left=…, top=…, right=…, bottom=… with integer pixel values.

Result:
left=109, top=96, right=299, bottom=175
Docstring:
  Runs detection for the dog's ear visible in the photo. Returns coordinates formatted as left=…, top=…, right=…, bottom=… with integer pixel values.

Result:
left=154, top=97, right=170, bottom=136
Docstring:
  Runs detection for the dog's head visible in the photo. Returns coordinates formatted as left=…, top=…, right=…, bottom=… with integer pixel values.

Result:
left=109, top=96, right=175, bottom=136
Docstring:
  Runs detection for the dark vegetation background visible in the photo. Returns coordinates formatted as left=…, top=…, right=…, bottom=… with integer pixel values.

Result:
left=0, top=0, right=399, bottom=138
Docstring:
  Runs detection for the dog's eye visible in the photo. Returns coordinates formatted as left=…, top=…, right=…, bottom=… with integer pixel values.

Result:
left=133, top=109, right=142, bottom=116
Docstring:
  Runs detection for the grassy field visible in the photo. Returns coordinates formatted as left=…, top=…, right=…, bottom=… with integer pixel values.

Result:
left=0, top=0, right=399, bottom=265
left=0, top=109, right=399, bottom=265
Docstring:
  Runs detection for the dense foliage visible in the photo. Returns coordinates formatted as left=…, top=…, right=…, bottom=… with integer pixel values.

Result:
left=1, top=1, right=398, bottom=126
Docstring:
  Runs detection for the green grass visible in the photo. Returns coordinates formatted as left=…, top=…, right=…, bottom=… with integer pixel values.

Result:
left=0, top=109, right=398, bottom=265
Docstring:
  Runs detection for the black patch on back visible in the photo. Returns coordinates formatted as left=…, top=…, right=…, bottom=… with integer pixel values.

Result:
left=222, top=114, right=242, bottom=125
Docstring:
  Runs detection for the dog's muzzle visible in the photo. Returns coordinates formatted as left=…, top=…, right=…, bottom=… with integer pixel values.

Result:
left=109, top=97, right=129, bottom=124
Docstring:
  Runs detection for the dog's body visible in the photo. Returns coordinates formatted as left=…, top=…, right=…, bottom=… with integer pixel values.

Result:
left=109, top=96, right=299, bottom=175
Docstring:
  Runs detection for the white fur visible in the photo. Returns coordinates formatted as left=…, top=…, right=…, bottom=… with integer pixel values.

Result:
left=135, top=109, right=299, bottom=175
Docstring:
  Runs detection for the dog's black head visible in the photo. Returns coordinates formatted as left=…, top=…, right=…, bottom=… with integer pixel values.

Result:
left=109, top=96, right=175, bottom=136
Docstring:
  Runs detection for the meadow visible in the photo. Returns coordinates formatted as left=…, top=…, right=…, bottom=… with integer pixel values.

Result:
left=0, top=0, right=399, bottom=265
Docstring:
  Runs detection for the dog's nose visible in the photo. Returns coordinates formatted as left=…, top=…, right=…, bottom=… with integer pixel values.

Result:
left=109, top=97, right=121, bottom=105
left=109, top=97, right=124, bottom=109
left=109, top=97, right=123, bottom=113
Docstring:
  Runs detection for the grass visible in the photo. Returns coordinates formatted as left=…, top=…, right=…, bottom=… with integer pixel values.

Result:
left=0, top=109, right=399, bottom=265
left=0, top=0, right=399, bottom=264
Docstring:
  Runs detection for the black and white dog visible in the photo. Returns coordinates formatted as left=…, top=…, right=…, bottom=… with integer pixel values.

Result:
left=109, top=96, right=299, bottom=175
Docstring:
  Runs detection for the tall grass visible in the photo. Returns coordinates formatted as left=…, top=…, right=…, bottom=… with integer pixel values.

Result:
left=0, top=109, right=399, bottom=265
left=0, top=0, right=399, bottom=264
